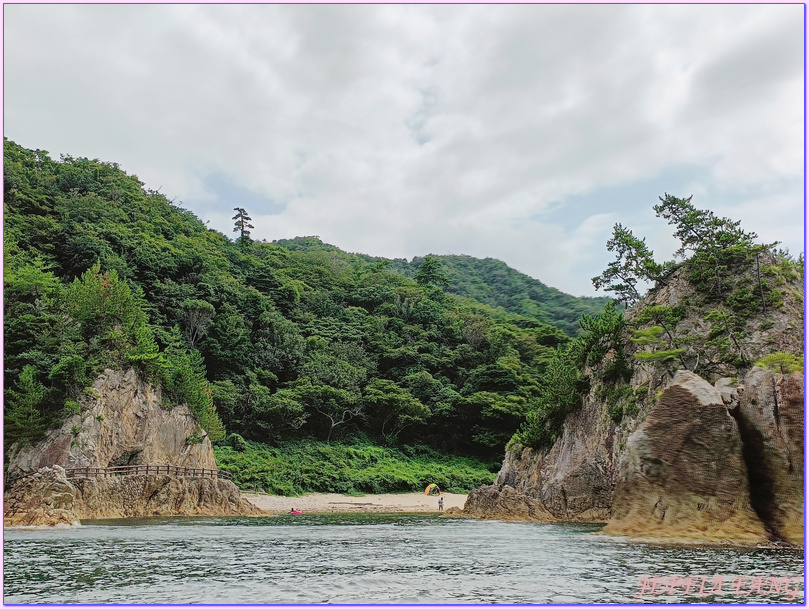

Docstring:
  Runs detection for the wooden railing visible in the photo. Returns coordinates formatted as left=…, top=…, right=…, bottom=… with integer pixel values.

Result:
left=64, top=465, right=231, bottom=480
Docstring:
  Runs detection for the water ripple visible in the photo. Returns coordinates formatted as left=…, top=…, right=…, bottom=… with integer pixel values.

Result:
left=4, top=514, right=803, bottom=604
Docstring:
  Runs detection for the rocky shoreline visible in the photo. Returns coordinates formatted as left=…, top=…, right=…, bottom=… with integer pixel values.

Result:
left=4, top=465, right=261, bottom=527
left=456, top=368, right=804, bottom=547
left=3, top=368, right=260, bottom=527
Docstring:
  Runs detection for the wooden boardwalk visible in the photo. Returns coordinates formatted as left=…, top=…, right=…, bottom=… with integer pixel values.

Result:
left=64, top=464, right=231, bottom=480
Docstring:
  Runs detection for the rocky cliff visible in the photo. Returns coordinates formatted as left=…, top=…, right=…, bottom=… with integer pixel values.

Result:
left=463, top=390, right=615, bottom=522
left=461, top=260, right=804, bottom=546
left=4, top=368, right=261, bottom=525
left=602, top=370, right=769, bottom=544
left=734, top=368, right=804, bottom=545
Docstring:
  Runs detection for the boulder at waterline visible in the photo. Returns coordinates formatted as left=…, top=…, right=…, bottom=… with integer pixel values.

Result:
left=462, top=484, right=555, bottom=521
left=4, top=466, right=261, bottom=526
left=4, top=368, right=261, bottom=526
left=734, top=368, right=804, bottom=545
left=601, top=370, right=768, bottom=544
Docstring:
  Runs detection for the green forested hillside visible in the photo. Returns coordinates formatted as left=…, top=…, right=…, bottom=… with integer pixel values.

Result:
left=4, top=139, right=574, bottom=465
left=410, top=255, right=610, bottom=336
left=274, top=237, right=610, bottom=337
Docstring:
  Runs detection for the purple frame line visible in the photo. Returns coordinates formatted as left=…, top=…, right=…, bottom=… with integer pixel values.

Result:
left=0, top=3, right=806, bottom=608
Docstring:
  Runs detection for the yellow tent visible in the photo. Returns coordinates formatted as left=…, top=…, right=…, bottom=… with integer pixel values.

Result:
left=424, top=484, right=440, bottom=495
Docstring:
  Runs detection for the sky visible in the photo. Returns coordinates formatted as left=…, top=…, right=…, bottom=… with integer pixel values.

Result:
left=3, top=4, right=804, bottom=297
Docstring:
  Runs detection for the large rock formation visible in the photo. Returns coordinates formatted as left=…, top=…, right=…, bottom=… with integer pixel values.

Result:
left=458, top=258, right=803, bottom=546
left=4, top=368, right=262, bottom=526
left=4, top=466, right=260, bottom=526
left=734, top=369, right=804, bottom=545
left=601, top=371, right=767, bottom=544
left=7, top=368, right=216, bottom=476
left=463, top=484, right=555, bottom=521
left=464, top=393, right=615, bottom=522
left=461, top=367, right=804, bottom=545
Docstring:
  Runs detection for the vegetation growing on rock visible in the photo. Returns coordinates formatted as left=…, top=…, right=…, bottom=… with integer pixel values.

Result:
left=513, top=193, right=803, bottom=450
left=4, top=139, right=802, bottom=509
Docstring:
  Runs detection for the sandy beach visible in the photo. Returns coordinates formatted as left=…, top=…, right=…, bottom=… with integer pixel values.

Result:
left=242, top=491, right=467, bottom=515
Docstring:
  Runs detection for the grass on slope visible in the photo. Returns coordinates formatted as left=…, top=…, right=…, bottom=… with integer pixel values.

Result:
left=214, top=439, right=499, bottom=496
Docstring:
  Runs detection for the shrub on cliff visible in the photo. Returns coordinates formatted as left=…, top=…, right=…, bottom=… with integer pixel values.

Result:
left=754, top=352, right=804, bottom=375
left=513, top=301, right=628, bottom=450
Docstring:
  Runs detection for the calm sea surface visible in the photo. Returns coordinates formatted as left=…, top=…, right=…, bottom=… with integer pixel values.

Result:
left=4, top=514, right=804, bottom=604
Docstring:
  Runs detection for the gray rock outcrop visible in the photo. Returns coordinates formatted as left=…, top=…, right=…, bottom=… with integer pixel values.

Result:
left=7, top=368, right=216, bottom=477
left=601, top=371, right=767, bottom=544
left=463, top=484, right=555, bottom=521
left=4, top=466, right=261, bottom=526
left=463, top=392, right=615, bottom=522
left=457, top=258, right=803, bottom=546
left=4, top=368, right=261, bottom=525
left=734, top=369, right=804, bottom=545
left=460, top=368, right=803, bottom=546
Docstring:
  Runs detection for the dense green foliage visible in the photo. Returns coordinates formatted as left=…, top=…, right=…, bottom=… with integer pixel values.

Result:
left=9, top=139, right=797, bottom=484
left=516, top=194, right=801, bottom=451
left=753, top=352, right=804, bottom=375
left=591, top=224, right=673, bottom=306
left=595, top=194, right=780, bottom=310
left=512, top=301, right=629, bottom=449
left=404, top=255, right=611, bottom=337
left=593, top=194, right=800, bottom=375
left=4, top=139, right=575, bottom=462
left=214, top=438, right=499, bottom=495
left=273, top=242, right=610, bottom=337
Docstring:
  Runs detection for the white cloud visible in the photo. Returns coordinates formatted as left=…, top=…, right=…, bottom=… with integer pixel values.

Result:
left=4, top=4, right=803, bottom=296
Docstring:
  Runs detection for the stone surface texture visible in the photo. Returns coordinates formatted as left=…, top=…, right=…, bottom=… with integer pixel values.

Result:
left=602, top=371, right=767, bottom=544
left=4, top=466, right=260, bottom=526
left=4, top=368, right=260, bottom=526
left=458, top=262, right=803, bottom=546
left=734, top=368, right=804, bottom=545
left=8, top=368, right=216, bottom=476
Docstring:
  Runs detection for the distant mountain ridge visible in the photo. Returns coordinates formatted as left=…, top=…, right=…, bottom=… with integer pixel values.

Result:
left=273, top=237, right=610, bottom=336
left=408, top=255, right=610, bottom=337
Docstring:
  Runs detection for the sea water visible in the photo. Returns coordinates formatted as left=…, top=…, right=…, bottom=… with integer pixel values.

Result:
left=3, top=513, right=804, bottom=604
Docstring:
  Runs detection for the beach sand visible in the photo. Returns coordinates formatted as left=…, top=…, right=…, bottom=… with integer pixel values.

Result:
left=243, top=491, right=467, bottom=515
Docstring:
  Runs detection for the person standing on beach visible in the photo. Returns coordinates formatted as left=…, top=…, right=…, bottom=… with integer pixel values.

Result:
left=438, top=497, right=444, bottom=511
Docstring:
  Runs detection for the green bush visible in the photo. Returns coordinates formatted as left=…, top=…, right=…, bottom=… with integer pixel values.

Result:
left=754, top=352, right=804, bottom=375
left=229, top=433, right=247, bottom=452
left=213, top=438, right=498, bottom=496
left=633, top=349, right=684, bottom=362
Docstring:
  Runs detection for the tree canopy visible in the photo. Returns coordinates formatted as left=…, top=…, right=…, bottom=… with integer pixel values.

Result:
left=3, top=139, right=578, bottom=459
left=594, top=194, right=777, bottom=305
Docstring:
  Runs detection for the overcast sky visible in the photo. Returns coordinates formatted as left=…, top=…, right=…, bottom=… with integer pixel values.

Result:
left=4, top=4, right=804, bottom=296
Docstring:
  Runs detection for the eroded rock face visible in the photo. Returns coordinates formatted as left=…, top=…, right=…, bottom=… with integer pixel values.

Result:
left=4, top=368, right=260, bottom=526
left=459, top=260, right=803, bottom=546
left=462, top=392, right=616, bottom=523
left=602, top=371, right=768, bottom=544
left=734, top=369, right=804, bottom=545
left=8, top=368, right=216, bottom=477
left=465, top=367, right=803, bottom=546
left=2, top=467, right=82, bottom=526
left=536, top=394, right=615, bottom=521
left=463, top=485, right=555, bottom=521
left=4, top=466, right=261, bottom=526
